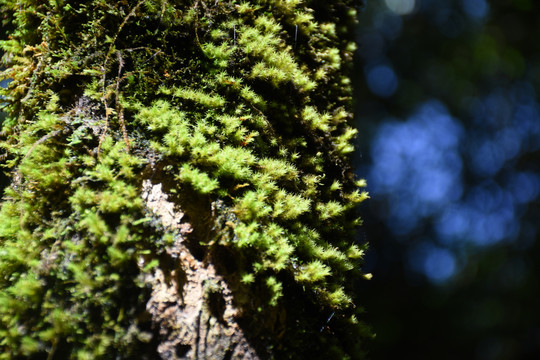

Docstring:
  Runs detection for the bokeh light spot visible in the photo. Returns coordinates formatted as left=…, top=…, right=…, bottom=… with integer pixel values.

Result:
left=365, top=64, right=398, bottom=97
left=408, top=243, right=457, bottom=283
left=423, top=247, right=456, bottom=283
left=507, top=172, right=540, bottom=204
left=369, top=100, right=464, bottom=238
left=470, top=138, right=505, bottom=177
left=385, top=0, right=416, bottom=16
left=461, top=0, right=489, bottom=19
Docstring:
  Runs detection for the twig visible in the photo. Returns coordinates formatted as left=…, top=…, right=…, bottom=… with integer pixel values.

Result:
left=23, top=129, right=63, bottom=161
left=98, top=0, right=145, bottom=155
left=115, top=51, right=130, bottom=151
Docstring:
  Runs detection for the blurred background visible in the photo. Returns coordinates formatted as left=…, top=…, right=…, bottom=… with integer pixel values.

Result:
left=354, top=0, right=540, bottom=359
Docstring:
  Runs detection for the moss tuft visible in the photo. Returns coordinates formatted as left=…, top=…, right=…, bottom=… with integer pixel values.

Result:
left=0, top=0, right=370, bottom=358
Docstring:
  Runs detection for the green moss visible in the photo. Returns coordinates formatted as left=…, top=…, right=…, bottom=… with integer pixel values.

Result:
left=178, top=163, right=220, bottom=194
left=0, top=0, right=370, bottom=358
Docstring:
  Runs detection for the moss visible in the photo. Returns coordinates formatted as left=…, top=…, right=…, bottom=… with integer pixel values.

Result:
left=0, top=0, right=370, bottom=358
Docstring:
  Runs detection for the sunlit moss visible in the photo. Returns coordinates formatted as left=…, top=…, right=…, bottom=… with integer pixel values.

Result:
left=0, top=0, right=369, bottom=358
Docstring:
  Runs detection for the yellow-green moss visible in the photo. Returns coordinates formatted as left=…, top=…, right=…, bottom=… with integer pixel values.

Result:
left=0, top=0, right=370, bottom=358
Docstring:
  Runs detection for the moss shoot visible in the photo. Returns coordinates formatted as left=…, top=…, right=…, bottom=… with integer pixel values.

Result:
left=0, top=0, right=370, bottom=359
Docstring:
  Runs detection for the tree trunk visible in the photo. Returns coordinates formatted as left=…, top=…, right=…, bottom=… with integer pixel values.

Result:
left=0, top=1, right=370, bottom=359
left=141, top=179, right=259, bottom=359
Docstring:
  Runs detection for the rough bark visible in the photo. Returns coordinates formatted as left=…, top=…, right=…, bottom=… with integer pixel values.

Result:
left=142, top=179, right=258, bottom=359
left=0, top=1, right=370, bottom=359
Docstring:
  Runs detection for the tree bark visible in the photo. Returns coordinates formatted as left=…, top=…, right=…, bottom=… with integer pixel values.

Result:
left=141, top=179, right=259, bottom=359
left=0, top=1, right=370, bottom=359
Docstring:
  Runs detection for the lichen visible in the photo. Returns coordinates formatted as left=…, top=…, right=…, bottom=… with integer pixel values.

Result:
left=0, top=0, right=370, bottom=358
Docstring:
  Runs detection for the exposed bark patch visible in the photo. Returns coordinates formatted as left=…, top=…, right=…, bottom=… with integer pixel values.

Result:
left=142, top=180, right=260, bottom=360
left=142, top=180, right=193, bottom=234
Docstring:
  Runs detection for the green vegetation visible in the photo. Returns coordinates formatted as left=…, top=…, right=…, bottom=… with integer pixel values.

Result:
left=0, top=0, right=369, bottom=358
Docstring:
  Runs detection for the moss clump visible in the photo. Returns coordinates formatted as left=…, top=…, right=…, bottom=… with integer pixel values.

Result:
left=0, top=0, right=370, bottom=358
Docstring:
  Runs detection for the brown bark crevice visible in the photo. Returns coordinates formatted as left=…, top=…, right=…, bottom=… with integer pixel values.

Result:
left=142, top=179, right=260, bottom=360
